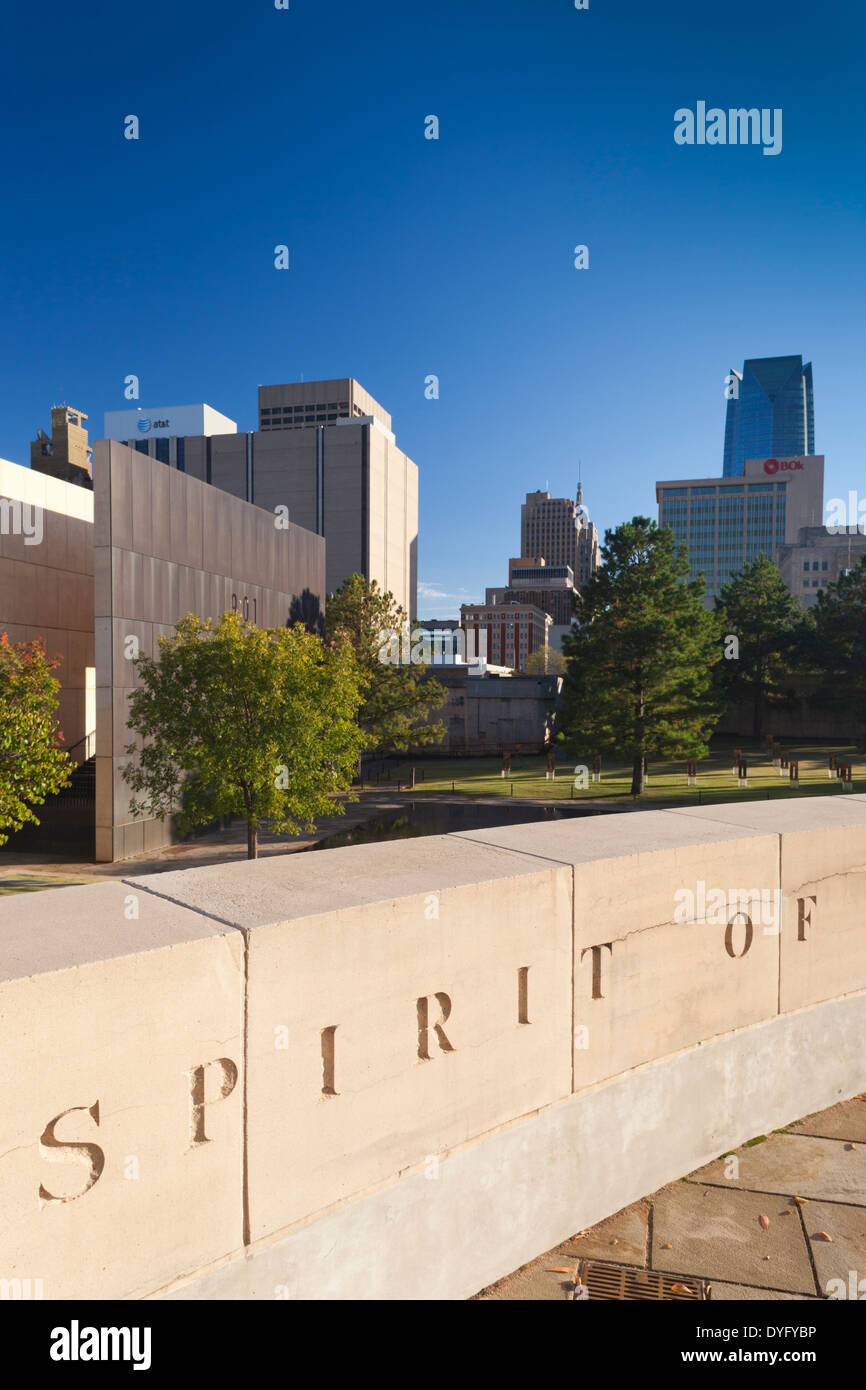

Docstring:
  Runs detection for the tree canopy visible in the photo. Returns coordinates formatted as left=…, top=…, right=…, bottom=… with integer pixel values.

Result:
left=0, top=634, right=72, bottom=846
left=560, top=517, right=722, bottom=794
left=326, top=574, right=447, bottom=753
left=123, top=612, right=368, bottom=858
left=714, top=556, right=804, bottom=740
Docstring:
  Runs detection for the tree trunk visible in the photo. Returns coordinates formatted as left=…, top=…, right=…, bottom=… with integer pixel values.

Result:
left=631, top=754, right=645, bottom=797
left=247, top=818, right=258, bottom=860
left=753, top=654, right=764, bottom=740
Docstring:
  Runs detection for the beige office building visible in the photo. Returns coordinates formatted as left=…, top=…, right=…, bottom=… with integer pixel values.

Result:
left=777, top=525, right=866, bottom=606
left=520, top=485, right=600, bottom=587
left=121, top=379, right=419, bottom=617
left=656, top=455, right=825, bottom=606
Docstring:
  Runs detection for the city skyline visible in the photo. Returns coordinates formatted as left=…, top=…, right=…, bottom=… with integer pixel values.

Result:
left=2, top=0, right=864, bottom=619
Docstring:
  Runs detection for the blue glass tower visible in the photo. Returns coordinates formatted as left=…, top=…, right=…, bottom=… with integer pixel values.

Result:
left=723, top=355, right=814, bottom=478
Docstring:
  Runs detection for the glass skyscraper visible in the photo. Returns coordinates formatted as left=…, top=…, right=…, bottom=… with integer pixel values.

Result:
left=723, top=355, right=814, bottom=478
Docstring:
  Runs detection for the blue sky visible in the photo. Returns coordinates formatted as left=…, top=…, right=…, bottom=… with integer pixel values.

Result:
left=1, top=0, right=863, bottom=616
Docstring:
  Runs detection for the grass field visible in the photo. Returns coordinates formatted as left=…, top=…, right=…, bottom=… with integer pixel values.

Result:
left=365, top=743, right=863, bottom=806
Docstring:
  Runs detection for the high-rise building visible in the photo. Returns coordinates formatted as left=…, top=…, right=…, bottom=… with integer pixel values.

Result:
left=520, top=484, right=599, bottom=585
left=484, top=558, right=576, bottom=652
left=30, top=406, right=93, bottom=486
left=723, top=355, right=814, bottom=478
left=107, top=379, right=418, bottom=617
left=656, top=454, right=824, bottom=606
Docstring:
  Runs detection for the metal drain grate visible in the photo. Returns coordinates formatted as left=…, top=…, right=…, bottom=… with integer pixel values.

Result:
left=575, top=1260, right=707, bottom=1301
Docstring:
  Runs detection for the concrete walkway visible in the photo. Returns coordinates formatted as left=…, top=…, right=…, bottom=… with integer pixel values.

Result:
left=475, top=1095, right=866, bottom=1301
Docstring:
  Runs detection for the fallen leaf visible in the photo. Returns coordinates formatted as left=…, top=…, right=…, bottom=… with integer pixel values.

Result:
left=783, top=1209, right=794, bottom=1215
left=663, top=1243, right=672, bottom=1249
left=814, top=1232, right=833, bottom=1242
left=547, top=1266, right=576, bottom=1274
left=760, top=1214, right=770, bottom=1232
left=670, top=1283, right=692, bottom=1294
left=845, top=1143, right=856, bottom=1151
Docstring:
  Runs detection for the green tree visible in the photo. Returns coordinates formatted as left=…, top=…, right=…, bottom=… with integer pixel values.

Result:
left=715, top=556, right=804, bottom=740
left=326, top=574, right=447, bottom=753
left=122, top=612, right=368, bottom=859
left=560, top=517, right=722, bottom=796
left=0, top=634, right=72, bottom=846
left=805, top=556, right=866, bottom=741
left=523, top=647, right=567, bottom=675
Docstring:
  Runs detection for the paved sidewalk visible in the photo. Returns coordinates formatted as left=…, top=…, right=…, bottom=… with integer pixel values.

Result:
left=475, top=1095, right=866, bottom=1300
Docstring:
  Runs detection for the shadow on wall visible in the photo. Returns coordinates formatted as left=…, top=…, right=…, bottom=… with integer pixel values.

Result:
left=288, top=589, right=324, bottom=636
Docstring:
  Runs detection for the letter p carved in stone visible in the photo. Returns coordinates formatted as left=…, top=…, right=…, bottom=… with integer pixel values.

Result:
left=186, top=1057, right=239, bottom=1148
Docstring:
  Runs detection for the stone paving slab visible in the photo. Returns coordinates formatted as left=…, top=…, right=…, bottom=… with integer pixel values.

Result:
left=691, top=1134, right=866, bottom=1206
left=568, top=1201, right=649, bottom=1267
left=472, top=1093, right=866, bottom=1300
left=801, top=1201, right=866, bottom=1298
left=474, top=1203, right=651, bottom=1299
left=652, top=1184, right=816, bottom=1295
left=788, top=1097, right=866, bottom=1142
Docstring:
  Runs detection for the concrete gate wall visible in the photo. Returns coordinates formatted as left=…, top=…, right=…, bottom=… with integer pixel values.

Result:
left=1, top=796, right=865, bottom=1300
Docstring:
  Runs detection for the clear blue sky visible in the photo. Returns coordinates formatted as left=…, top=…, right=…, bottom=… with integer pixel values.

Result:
left=1, top=0, right=863, bottom=616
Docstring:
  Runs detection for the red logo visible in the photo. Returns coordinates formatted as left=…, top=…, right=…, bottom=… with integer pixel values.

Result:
left=763, top=458, right=803, bottom=475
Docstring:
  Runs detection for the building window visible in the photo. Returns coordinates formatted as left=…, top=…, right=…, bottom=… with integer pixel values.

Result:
left=803, top=561, right=809, bottom=572
left=821, top=561, right=828, bottom=571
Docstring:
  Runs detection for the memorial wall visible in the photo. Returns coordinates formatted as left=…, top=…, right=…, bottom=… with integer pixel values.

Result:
left=1, top=796, right=865, bottom=1301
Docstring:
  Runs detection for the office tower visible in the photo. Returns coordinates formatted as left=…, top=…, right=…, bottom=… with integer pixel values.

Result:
left=520, top=484, right=600, bottom=586
left=103, top=403, right=236, bottom=447
left=656, top=454, right=824, bottom=606
left=723, top=355, right=814, bottom=478
left=30, top=405, right=93, bottom=486
left=110, top=380, right=419, bottom=617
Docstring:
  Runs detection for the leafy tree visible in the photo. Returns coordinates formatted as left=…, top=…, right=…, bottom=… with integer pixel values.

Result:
left=122, top=612, right=368, bottom=859
left=0, top=634, right=72, bottom=846
left=523, top=647, right=567, bottom=675
left=715, top=556, right=804, bottom=740
left=326, top=574, right=447, bottom=753
left=560, top=517, right=722, bottom=795
left=805, top=556, right=866, bottom=740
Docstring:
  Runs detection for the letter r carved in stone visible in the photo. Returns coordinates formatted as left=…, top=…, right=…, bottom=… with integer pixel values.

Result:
left=417, top=993, right=455, bottom=1060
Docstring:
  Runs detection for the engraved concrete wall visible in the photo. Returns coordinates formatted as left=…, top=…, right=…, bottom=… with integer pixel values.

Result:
left=93, top=441, right=326, bottom=862
left=1, top=797, right=865, bottom=1300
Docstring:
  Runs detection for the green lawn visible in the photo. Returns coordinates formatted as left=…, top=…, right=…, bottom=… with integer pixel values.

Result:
left=0, top=874, right=94, bottom=896
left=365, top=743, right=862, bottom=806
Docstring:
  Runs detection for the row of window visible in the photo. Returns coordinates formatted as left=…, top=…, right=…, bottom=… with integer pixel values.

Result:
left=803, top=560, right=829, bottom=572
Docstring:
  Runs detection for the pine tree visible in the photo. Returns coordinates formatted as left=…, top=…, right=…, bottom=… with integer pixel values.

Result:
left=715, top=556, right=803, bottom=740
left=326, top=575, right=447, bottom=753
left=561, top=517, right=722, bottom=795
